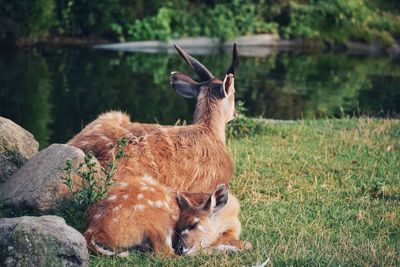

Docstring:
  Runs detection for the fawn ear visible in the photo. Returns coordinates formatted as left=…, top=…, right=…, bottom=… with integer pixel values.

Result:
left=170, top=72, right=200, bottom=98
left=202, top=184, right=228, bottom=214
left=176, top=194, right=192, bottom=211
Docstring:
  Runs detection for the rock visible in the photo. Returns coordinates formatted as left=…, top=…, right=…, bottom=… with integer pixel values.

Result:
left=0, top=144, right=100, bottom=213
left=388, top=44, right=400, bottom=54
left=0, top=215, right=88, bottom=267
left=345, top=41, right=382, bottom=54
left=0, top=117, right=39, bottom=183
left=224, top=34, right=280, bottom=47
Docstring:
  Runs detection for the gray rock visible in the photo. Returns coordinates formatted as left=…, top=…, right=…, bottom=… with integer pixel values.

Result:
left=0, top=215, right=88, bottom=267
left=346, top=41, right=382, bottom=54
left=224, top=34, right=280, bottom=47
left=0, top=144, right=100, bottom=213
left=0, top=117, right=39, bottom=183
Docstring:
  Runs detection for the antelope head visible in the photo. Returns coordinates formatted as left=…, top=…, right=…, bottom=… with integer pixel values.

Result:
left=170, top=44, right=240, bottom=125
left=174, top=184, right=229, bottom=255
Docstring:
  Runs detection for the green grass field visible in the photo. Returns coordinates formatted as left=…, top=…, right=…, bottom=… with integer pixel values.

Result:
left=1, top=118, right=399, bottom=266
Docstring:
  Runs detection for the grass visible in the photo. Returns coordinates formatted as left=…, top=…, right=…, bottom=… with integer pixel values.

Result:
left=1, top=118, right=399, bottom=266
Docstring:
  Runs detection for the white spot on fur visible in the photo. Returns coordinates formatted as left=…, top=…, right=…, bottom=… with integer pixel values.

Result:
left=112, top=218, right=119, bottom=223
left=134, top=204, right=144, bottom=211
left=137, top=193, right=144, bottom=200
left=193, top=217, right=200, bottom=223
left=93, top=214, right=101, bottom=220
left=122, top=194, right=128, bottom=200
left=147, top=200, right=154, bottom=207
left=113, top=205, right=122, bottom=212
left=155, top=200, right=163, bottom=208
left=140, top=186, right=149, bottom=191
left=142, top=175, right=156, bottom=185
left=86, top=228, right=93, bottom=233
left=108, top=195, right=117, bottom=201
left=149, top=188, right=155, bottom=192
left=118, top=181, right=128, bottom=187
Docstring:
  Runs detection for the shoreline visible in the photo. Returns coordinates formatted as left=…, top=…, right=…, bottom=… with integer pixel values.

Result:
left=6, top=34, right=400, bottom=56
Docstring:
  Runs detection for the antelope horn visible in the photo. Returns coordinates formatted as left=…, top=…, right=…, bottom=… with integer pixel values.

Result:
left=226, top=43, right=239, bottom=75
left=174, top=44, right=214, bottom=81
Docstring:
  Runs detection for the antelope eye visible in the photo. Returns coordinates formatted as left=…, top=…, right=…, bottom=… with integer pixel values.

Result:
left=188, top=222, right=199, bottom=231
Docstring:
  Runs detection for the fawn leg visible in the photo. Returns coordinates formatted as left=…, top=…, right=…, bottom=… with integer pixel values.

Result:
left=150, top=233, right=175, bottom=257
left=212, top=230, right=252, bottom=251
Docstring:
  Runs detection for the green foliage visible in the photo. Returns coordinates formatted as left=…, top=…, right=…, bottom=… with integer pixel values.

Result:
left=128, top=8, right=172, bottom=41
left=54, top=0, right=123, bottom=37
left=283, top=0, right=400, bottom=46
left=227, top=102, right=272, bottom=138
left=59, top=137, right=127, bottom=231
left=0, top=0, right=55, bottom=42
left=1, top=0, right=399, bottom=45
left=62, top=137, right=128, bottom=208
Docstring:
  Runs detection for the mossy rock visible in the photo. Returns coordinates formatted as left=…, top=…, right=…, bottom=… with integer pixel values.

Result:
left=0, top=215, right=88, bottom=267
left=0, top=117, right=39, bottom=183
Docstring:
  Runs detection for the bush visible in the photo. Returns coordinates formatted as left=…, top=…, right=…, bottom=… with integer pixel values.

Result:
left=228, top=102, right=272, bottom=138
left=127, top=7, right=172, bottom=41
left=0, top=0, right=55, bottom=42
left=283, top=0, right=400, bottom=46
left=55, top=0, right=120, bottom=37
left=59, top=137, right=127, bottom=230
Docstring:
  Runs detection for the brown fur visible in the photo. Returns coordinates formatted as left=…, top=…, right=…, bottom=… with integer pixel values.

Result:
left=68, top=109, right=233, bottom=192
left=84, top=175, right=243, bottom=256
left=68, top=44, right=237, bottom=193
left=174, top=185, right=248, bottom=255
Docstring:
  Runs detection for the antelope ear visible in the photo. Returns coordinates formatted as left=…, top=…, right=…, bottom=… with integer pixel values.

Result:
left=202, top=184, right=228, bottom=214
left=170, top=72, right=200, bottom=98
left=176, top=194, right=192, bottom=211
left=222, top=74, right=234, bottom=96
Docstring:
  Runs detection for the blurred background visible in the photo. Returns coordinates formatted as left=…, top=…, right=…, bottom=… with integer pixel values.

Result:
left=0, top=0, right=399, bottom=147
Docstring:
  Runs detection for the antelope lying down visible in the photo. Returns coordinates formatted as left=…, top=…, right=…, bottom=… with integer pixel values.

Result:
left=84, top=175, right=250, bottom=256
left=68, top=44, right=239, bottom=193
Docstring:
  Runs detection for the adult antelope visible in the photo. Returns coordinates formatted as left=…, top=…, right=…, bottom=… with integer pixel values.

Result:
left=68, top=44, right=239, bottom=192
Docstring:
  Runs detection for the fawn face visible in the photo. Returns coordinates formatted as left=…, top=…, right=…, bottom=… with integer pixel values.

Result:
left=174, top=185, right=228, bottom=255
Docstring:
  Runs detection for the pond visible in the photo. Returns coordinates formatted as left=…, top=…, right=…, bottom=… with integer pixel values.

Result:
left=0, top=45, right=399, bottom=148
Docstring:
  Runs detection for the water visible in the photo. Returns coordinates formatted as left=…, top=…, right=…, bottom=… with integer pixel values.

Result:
left=0, top=45, right=399, bottom=148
